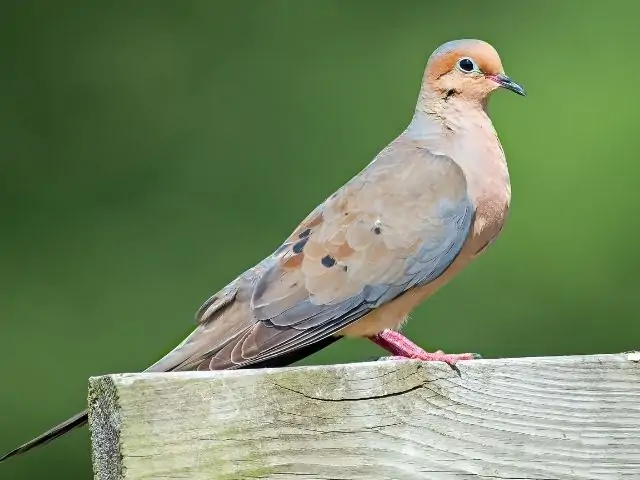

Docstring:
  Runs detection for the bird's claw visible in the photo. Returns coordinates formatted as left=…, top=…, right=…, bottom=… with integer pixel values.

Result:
left=369, top=329, right=481, bottom=367
left=377, top=352, right=481, bottom=365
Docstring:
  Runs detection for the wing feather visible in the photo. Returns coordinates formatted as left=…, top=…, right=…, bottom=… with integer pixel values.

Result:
left=189, top=144, right=474, bottom=370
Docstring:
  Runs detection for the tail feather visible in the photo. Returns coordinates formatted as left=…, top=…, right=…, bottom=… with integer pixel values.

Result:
left=0, top=411, right=88, bottom=463
left=0, top=328, right=343, bottom=463
left=1, top=330, right=192, bottom=464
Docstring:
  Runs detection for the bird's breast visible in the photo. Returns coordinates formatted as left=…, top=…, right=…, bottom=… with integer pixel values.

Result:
left=438, top=112, right=511, bottom=253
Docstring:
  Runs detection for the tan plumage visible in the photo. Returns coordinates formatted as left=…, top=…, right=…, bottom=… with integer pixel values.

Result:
left=1, top=38, right=524, bottom=463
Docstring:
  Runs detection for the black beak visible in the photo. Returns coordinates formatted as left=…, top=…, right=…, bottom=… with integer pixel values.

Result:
left=488, top=74, right=526, bottom=96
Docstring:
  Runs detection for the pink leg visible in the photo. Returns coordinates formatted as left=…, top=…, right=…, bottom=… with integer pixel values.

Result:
left=368, top=329, right=479, bottom=365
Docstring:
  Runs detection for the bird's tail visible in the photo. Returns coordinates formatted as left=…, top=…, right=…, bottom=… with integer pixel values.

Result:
left=0, top=327, right=204, bottom=464
left=0, top=301, right=340, bottom=463
left=0, top=411, right=88, bottom=463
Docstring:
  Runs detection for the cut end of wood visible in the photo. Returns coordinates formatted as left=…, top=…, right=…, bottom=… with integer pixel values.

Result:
left=88, top=376, right=125, bottom=480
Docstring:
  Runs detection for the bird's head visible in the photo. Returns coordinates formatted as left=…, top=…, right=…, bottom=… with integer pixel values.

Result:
left=424, top=39, right=525, bottom=104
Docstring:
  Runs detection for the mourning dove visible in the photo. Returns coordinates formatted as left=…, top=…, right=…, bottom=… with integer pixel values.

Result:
left=1, top=38, right=524, bottom=463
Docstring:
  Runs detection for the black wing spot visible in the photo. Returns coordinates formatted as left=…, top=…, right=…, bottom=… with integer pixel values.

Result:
left=292, top=237, right=309, bottom=254
left=298, top=228, right=311, bottom=238
left=321, top=255, right=336, bottom=267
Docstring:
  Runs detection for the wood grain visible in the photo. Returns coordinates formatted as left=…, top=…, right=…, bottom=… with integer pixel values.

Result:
left=88, top=352, right=640, bottom=480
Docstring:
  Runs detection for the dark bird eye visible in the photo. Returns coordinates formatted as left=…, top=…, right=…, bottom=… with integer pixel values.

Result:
left=457, top=57, right=476, bottom=73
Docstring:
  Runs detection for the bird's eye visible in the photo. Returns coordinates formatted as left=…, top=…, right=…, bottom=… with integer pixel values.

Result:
left=457, top=57, right=477, bottom=73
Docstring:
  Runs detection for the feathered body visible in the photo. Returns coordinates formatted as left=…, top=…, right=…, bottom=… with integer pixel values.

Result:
left=1, top=38, right=523, bottom=463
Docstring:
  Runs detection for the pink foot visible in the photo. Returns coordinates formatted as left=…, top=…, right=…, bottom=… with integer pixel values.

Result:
left=368, top=329, right=479, bottom=366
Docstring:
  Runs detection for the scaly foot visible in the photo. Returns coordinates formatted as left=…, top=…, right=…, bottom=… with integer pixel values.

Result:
left=368, top=329, right=480, bottom=366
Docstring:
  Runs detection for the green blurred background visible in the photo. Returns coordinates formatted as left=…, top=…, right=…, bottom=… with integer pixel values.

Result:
left=2, top=1, right=639, bottom=478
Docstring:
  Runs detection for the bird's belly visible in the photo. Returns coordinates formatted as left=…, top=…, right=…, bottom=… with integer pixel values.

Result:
left=337, top=251, right=471, bottom=337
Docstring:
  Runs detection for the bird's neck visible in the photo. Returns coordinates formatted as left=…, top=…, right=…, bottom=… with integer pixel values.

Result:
left=411, top=88, right=489, bottom=132
left=405, top=95, right=511, bottom=210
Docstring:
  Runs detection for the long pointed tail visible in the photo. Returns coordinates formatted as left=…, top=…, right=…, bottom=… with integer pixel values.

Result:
left=0, top=411, right=88, bottom=463
left=1, top=325, right=342, bottom=463
left=1, top=330, right=201, bottom=463
left=1, top=331, right=191, bottom=464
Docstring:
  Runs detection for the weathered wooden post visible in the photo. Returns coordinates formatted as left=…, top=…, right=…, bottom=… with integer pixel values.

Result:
left=89, top=352, right=640, bottom=479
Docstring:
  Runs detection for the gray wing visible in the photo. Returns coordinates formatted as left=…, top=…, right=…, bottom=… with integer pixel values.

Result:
left=152, top=146, right=474, bottom=371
